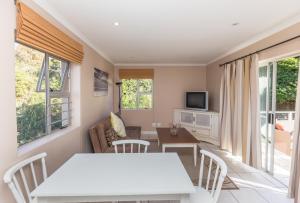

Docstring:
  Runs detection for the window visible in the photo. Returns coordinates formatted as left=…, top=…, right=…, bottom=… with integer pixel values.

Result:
left=15, top=43, right=71, bottom=146
left=121, top=79, right=153, bottom=109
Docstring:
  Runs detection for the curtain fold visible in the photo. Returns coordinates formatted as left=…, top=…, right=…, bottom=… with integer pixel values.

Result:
left=288, top=67, right=300, bottom=201
left=249, top=55, right=262, bottom=167
left=220, top=64, right=233, bottom=151
left=233, top=60, right=243, bottom=156
left=219, top=54, right=261, bottom=168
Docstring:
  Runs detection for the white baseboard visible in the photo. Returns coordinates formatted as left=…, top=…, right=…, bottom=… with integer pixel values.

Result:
left=141, top=131, right=158, bottom=140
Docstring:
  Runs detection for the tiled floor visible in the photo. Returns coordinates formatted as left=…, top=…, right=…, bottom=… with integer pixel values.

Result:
left=197, top=142, right=294, bottom=203
left=144, top=139, right=294, bottom=203
left=115, top=139, right=293, bottom=203
left=273, top=149, right=291, bottom=188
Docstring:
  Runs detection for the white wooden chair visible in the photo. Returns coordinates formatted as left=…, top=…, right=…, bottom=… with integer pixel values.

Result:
left=112, top=139, right=150, bottom=153
left=189, top=150, right=228, bottom=203
left=3, top=153, right=48, bottom=203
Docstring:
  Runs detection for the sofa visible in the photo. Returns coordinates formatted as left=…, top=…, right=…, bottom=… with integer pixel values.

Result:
left=89, top=116, right=141, bottom=153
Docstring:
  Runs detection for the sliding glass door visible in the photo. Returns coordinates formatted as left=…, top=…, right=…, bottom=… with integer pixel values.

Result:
left=259, top=62, right=277, bottom=174
left=259, top=56, right=299, bottom=184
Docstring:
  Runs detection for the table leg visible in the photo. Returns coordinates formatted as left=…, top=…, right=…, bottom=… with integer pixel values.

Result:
left=193, top=144, right=197, bottom=166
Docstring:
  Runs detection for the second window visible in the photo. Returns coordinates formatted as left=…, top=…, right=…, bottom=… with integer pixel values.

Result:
left=121, top=79, right=153, bottom=109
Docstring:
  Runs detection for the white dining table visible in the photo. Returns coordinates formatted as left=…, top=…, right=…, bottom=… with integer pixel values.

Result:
left=31, top=153, right=195, bottom=203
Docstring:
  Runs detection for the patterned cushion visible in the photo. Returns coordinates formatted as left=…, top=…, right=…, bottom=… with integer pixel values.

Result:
left=105, top=128, right=119, bottom=147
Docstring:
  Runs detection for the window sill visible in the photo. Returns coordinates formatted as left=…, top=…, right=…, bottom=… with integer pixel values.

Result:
left=17, top=125, right=80, bottom=156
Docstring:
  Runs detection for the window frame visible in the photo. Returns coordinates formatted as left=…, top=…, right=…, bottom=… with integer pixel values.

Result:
left=121, top=79, right=153, bottom=110
left=45, top=53, right=72, bottom=134
left=36, top=56, right=70, bottom=94
left=15, top=43, right=72, bottom=146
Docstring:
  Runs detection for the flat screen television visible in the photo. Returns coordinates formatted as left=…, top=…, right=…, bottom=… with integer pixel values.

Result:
left=185, top=91, right=208, bottom=111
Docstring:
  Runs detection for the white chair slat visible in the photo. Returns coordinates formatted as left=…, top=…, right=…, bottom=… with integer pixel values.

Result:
left=41, top=158, right=47, bottom=181
left=198, top=154, right=205, bottom=186
left=213, top=173, right=226, bottom=202
left=20, top=168, right=31, bottom=202
left=12, top=175, right=26, bottom=203
left=211, top=164, right=220, bottom=195
left=112, top=140, right=150, bottom=154
left=206, top=158, right=213, bottom=190
left=30, top=163, right=38, bottom=188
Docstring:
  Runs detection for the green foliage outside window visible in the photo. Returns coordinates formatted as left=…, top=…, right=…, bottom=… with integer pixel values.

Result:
left=15, top=43, right=70, bottom=146
left=49, top=57, right=64, bottom=91
left=121, top=79, right=153, bottom=109
left=276, top=57, right=299, bottom=107
left=121, top=79, right=138, bottom=109
left=16, top=44, right=46, bottom=145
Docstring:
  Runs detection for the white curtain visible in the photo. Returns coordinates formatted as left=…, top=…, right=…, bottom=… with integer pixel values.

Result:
left=219, top=54, right=261, bottom=168
left=220, top=63, right=233, bottom=151
left=233, top=60, right=243, bottom=156
left=249, top=54, right=262, bottom=167
left=288, top=67, right=300, bottom=201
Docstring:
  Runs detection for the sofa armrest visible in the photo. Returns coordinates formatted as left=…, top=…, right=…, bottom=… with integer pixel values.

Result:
left=89, top=128, right=102, bottom=153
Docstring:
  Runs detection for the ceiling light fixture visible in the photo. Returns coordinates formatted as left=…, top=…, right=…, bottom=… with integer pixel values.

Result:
left=114, top=22, right=120, bottom=26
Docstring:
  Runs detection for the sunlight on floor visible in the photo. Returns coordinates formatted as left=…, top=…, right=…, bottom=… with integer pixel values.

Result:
left=198, top=142, right=294, bottom=203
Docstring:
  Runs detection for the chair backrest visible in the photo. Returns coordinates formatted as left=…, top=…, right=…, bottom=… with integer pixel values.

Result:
left=198, top=150, right=227, bottom=203
left=3, top=153, right=48, bottom=203
left=112, top=139, right=150, bottom=153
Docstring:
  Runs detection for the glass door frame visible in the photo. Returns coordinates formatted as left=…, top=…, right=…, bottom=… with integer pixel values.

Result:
left=260, top=53, right=300, bottom=180
left=259, top=61, right=277, bottom=174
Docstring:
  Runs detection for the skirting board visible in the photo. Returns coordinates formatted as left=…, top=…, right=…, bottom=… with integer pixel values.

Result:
left=141, top=131, right=158, bottom=140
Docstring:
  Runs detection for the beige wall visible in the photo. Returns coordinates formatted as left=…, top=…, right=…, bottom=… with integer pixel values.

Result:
left=115, top=66, right=207, bottom=131
left=207, top=22, right=300, bottom=112
left=80, top=46, right=114, bottom=152
left=0, top=1, right=114, bottom=202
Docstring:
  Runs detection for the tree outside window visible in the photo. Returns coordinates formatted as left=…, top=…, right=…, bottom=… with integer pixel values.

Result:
left=121, top=79, right=153, bottom=109
left=15, top=43, right=71, bottom=146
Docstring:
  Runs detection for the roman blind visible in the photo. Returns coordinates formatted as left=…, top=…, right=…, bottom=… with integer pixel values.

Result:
left=16, top=1, right=84, bottom=63
left=119, top=69, right=154, bottom=79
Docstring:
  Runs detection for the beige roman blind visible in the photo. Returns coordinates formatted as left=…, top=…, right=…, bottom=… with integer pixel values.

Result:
left=16, top=1, right=84, bottom=63
left=119, top=69, right=154, bottom=79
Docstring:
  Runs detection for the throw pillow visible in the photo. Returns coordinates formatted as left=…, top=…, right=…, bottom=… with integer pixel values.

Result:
left=105, top=128, right=118, bottom=147
left=110, top=112, right=127, bottom=137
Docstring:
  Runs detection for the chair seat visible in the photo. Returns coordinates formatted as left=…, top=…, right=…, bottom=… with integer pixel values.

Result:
left=189, top=186, right=213, bottom=203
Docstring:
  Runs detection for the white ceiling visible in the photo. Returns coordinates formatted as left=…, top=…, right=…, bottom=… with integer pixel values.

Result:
left=34, top=0, right=300, bottom=65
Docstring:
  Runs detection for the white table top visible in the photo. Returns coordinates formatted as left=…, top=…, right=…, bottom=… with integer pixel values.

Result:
left=31, top=153, right=195, bottom=197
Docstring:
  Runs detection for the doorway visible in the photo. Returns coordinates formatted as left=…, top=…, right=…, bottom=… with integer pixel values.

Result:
left=259, top=56, right=299, bottom=186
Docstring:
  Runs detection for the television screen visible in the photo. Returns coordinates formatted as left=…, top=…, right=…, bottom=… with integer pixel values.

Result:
left=186, top=92, right=208, bottom=110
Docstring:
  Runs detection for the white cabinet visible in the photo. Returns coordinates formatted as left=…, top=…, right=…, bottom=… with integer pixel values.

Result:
left=174, top=109, right=220, bottom=146
left=179, top=111, right=194, bottom=127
